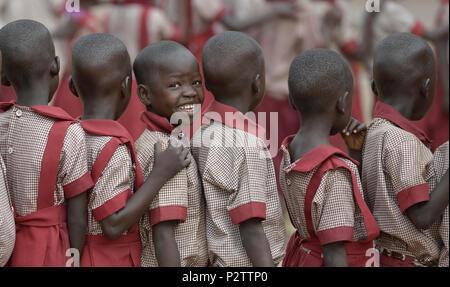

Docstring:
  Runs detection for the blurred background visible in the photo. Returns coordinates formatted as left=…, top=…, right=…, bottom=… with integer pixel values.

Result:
left=1, top=0, right=448, bottom=238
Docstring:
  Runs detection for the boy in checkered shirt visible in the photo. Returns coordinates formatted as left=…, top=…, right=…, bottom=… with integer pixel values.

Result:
left=0, top=20, right=94, bottom=267
left=362, top=33, right=449, bottom=267
left=191, top=31, right=286, bottom=267
left=133, top=41, right=208, bottom=267
left=0, top=51, right=15, bottom=267
left=429, top=141, right=449, bottom=267
left=68, top=34, right=190, bottom=267
left=280, top=49, right=379, bottom=267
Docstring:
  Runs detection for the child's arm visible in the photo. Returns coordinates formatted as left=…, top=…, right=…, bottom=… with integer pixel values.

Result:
left=406, top=170, right=449, bottom=230
left=322, top=242, right=349, bottom=267
left=152, top=221, right=181, bottom=267
left=239, top=218, right=274, bottom=267
left=220, top=2, right=299, bottom=32
left=436, top=36, right=449, bottom=116
left=101, top=142, right=190, bottom=240
left=67, top=192, right=88, bottom=254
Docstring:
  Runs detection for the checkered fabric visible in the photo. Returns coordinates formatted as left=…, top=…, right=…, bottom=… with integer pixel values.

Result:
left=0, top=155, right=15, bottom=267
left=191, top=121, right=286, bottom=267
left=136, top=129, right=208, bottom=267
left=362, top=117, right=441, bottom=264
left=0, top=105, right=90, bottom=216
left=431, top=142, right=449, bottom=267
left=280, top=145, right=368, bottom=244
left=85, top=134, right=135, bottom=235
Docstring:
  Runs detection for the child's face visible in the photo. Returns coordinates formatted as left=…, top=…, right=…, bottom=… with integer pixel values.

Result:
left=149, top=52, right=204, bottom=124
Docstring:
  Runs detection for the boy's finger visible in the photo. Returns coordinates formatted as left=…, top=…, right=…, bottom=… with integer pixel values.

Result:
left=354, top=123, right=367, bottom=133
left=183, top=158, right=191, bottom=167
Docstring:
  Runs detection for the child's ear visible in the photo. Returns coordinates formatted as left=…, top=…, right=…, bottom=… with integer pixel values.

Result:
left=50, top=56, right=60, bottom=76
left=68, top=76, right=78, bottom=97
left=371, top=80, right=378, bottom=96
left=420, top=78, right=431, bottom=99
left=288, top=94, right=297, bottom=111
left=336, top=91, right=349, bottom=115
left=120, top=75, right=132, bottom=98
left=137, top=84, right=152, bottom=106
left=252, top=74, right=263, bottom=96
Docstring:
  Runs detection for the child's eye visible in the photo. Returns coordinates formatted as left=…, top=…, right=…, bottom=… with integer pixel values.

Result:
left=169, top=82, right=181, bottom=88
left=193, top=80, right=202, bottom=86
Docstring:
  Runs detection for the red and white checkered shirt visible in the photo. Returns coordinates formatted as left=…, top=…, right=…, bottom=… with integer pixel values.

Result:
left=0, top=155, right=14, bottom=267
left=0, top=104, right=92, bottom=217
left=136, top=111, right=208, bottom=267
left=362, top=102, right=441, bottom=265
left=430, top=141, right=449, bottom=267
left=84, top=132, right=135, bottom=236
left=191, top=100, right=286, bottom=267
left=280, top=141, right=369, bottom=245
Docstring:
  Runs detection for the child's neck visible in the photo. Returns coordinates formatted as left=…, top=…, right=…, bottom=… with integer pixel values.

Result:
left=82, top=99, right=118, bottom=121
left=289, top=114, right=332, bottom=162
left=15, top=84, right=51, bottom=107
left=380, top=96, right=415, bottom=120
left=214, top=90, right=251, bottom=114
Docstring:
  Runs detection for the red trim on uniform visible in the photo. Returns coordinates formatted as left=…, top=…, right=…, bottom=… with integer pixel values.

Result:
left=228, top=202, right=267, bottom=225
left=90, top=138, right=121, bottom=183
left=373, top=101, right=432, bottom=146
left=63, top=172, right=94, bottom=199
left=139, top=5, right=152, bottom=50
left=149, top=206, right=188, bottom=226
left=203, top=100, right=266, bottom=139
left=339, top=39, right=359, bottom=56
left=92, top=189, right=132, bottom=222
left=0, top=101, right=15, bottom=112
left=397, top=183, right=430, bottom=214
left=141, top=111, right=174, bottom=134
left=81, top=119, right=133, bottom=140
left=410, top=21, right=425, bottom=37
left=316, top=226, right=354, bottom=246
left=280, top=136, right=359, bottom=173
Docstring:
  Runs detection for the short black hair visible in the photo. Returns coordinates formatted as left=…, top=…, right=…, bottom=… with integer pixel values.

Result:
left=72, top=33, right=131, bottom=94
left=373, top=32, right=435, bottom=98
left=202, top=31, right=264, bottom=94
left=288, top=48, right=353, bottom=114
left=0, top=19, right=55, bottom=85
left=133, top=40, right=194, bottom=86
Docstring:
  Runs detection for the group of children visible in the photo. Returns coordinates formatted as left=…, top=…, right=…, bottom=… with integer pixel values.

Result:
left=0, top=12, right=449, bottom=267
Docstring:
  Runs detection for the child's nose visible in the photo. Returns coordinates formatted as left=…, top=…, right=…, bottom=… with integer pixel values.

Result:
left=182, top=85, right=197, bottom=97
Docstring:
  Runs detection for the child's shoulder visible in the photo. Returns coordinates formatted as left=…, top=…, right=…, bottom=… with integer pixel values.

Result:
left=368, top=117, right=425, bottom=149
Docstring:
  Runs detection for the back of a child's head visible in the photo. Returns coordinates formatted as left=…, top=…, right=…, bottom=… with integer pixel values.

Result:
left=373, top=33, right=436, bottom=119
left=202, top=31, right=265, bottom=103
left=72, top=33, right=131, bottom=98
left=0, top=19, right=58, bottom=96
left=288, top=48, right=354, bottom=116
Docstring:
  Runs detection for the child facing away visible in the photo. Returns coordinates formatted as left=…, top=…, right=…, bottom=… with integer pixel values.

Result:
left=133, top=41, right=208, bottom=267
left=0, top=50, right=15, bottom=267
left=192, top=31, right=286, bottom=267
left=362, top=33, right=449, bottom=267
left=280, top=49, right=379, bottom=267
left=69, top=33, right=190, bottom=267
left=0, top=19, right=94, bottom=267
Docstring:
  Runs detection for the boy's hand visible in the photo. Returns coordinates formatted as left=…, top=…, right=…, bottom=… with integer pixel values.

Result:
left=153, top=140, right=190, bottom=181
left=341, top=118, right=367, bottom=151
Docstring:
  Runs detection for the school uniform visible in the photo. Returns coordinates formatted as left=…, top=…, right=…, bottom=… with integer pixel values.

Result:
left=191, top=100, right=286, bottom=267
left=280, top=137, right=379, bottom=267
left=0, top=101, right=93, bottom=267
left=362, top=101, right=442, bottom=267
left=79, top=119, right=144, bottom=267
left=136, top=111, right=208, bottom=267
left=0, top=155, right=15, bottom=267
left=430, top=141, right=449, bottom=267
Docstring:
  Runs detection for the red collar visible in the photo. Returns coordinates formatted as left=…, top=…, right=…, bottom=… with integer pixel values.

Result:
left=141, top=111, right=174, bottom=135
left=281, top=135, right=359, bottom=173
left=373, top=101, right=432, bottom=145
left=0, top=101, right=75, bottom=121
left=81, top=119, right=133, bottom=141
left=202, top=100, right=265, bottom=140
